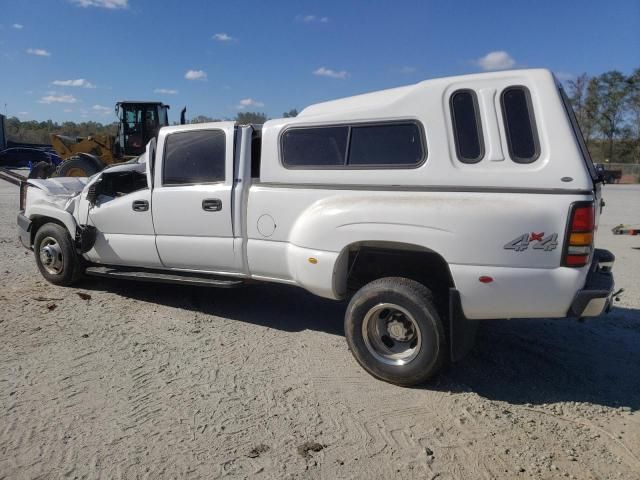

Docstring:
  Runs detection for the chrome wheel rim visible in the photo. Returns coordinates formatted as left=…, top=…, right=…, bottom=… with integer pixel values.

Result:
left=39, top=236, right=64, bottom=275
left=362, top=303, right=422, bottom=366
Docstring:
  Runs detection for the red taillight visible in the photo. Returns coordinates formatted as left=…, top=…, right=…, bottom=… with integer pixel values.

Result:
left=565, top=254, right=590, bottom=267
left=563, top=202, right=595, bottom=267
left=570, top=205, right=594, bottom=232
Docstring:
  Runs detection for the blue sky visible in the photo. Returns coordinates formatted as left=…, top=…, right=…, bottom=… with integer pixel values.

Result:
left=1, top=0, right=638, bottom=123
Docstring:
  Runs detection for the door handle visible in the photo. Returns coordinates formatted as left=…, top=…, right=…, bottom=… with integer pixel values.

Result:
left=202, top=199, right=222, bottom=212
left=132, top=200, right=149, bottom=212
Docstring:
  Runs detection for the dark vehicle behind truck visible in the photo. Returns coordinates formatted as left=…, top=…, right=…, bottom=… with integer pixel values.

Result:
left=595, top=163, right=622, bottom=184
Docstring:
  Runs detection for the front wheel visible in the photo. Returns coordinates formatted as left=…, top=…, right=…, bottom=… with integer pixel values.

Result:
left=34, top=223, right=84, bottom=286
left=344, top=277, right=446, bottom=386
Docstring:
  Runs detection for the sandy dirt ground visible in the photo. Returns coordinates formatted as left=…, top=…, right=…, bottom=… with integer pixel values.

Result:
left=1, top=174, right=639, bottom=479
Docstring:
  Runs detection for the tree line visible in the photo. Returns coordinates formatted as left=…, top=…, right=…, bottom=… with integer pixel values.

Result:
left=4, top=68, right=639, bottom=164
left=566, top=69, right=639, bottom=164
left=3, top=110, right=300, bottom=146
left=4, top=117, right=118, bottom=145
left=187, top=109, right=298, bottom=126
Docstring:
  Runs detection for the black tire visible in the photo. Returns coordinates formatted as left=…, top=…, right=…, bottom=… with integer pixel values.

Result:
left=344, top=277, right=446, bottom=386
left=33, top=223, right=84, bottom=286
left=28, top=161, right=56, bottom=179
left=56, top=156, right=101, bottom=177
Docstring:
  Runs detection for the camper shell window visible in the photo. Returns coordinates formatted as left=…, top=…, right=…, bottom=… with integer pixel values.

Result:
left=501, top=86, right=540, bottom=163
left=281, top=121, right=426, bottom=169
left=450, top=89, right=484, bottom=163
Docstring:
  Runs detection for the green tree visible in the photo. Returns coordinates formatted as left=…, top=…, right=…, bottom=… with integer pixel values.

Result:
left=5, top=117, right=117, bottom=145
left=583, top=77, right=602, bottom=150
left=235, top=112, right=267, bottom=124
left=190, top=115, right=219, bottom=124
left=567, top=74, right=589, bottom=125
left=628, top=68, right=640, bottom=160
left=596, top=71, right=632, bottom=161
left=567, top=74, right=599, bottom=147
left=283, top=109, right=299, bottom=118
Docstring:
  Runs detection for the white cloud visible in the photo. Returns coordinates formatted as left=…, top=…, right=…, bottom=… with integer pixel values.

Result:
left=52, top=78, right=96, bottom=88
left=212, top=33, right=234, bottom=42
left=12, top=24, right=23, bottom=29
left=399, top=66, right=417, bottom=74
left=92, top=104, right=111, bottom=115
left=27, top=48, right=51, bottom=57
left=154, top=88, right=178, bottom=95
left=296, top=14, right=329, bottom=23
left=237, top=98, right=265, bottom=109
left=70, top=0, right=128, bottom=8
left=475, top=51, right=515, bottom=71
left=18, top=111, right=28, bottom=116
left=313, top=66, right=349, bottom=79
left=39, top=94, right=77, bottom=104
left=63, top=108, right=73, bottom=113
left=185, top=69, right=207, bottom=81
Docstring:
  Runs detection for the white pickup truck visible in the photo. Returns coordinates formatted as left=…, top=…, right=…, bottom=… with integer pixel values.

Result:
left=17, top=68, right=615, bottom=386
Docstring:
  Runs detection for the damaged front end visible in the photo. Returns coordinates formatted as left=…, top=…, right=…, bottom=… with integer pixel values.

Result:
left=18, top=176, right=96, bottom=252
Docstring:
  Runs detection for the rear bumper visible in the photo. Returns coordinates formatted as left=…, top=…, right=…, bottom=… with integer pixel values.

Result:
left=17, top=212, right=31, bottom=249
left=568, top=249, right=615, bottom=317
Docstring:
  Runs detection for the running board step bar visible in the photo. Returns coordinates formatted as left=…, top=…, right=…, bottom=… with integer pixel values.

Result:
left=85, top=266, right=244, bottom=288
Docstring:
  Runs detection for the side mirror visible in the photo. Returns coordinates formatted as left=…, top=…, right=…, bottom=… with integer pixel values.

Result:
left=180, top=107, right=187, bottom=125
left=86, top=177, right=103, bottom=205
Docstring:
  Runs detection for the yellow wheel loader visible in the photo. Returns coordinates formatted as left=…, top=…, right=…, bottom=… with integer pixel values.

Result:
left=34, top=101, right=183, bottom=178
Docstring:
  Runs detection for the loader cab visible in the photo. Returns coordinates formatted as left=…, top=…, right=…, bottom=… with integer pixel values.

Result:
left=116, top=101, right=170, bottom=158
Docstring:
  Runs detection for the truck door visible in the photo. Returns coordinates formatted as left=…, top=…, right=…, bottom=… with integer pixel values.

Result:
left=86, top=164, right=161, bottom=268
left=152, top=124, right=240, bottom=272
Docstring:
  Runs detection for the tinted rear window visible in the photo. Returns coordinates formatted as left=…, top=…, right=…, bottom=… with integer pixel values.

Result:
left=163, top=130, right=226, bottom=185
left=450, top=90, right=484, bottom=163
left=282, top=122, right=424, bottom=168
left=348, top=123, right=423, bottom=166
left=282, top=126, right=348, bottom=167
left=501, top=86, right=540, bottom=163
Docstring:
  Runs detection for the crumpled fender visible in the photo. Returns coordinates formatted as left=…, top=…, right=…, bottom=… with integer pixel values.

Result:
left=27, top=203, right=78, bottom=238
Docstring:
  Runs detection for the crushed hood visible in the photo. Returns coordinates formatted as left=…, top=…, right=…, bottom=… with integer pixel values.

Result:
left=27, top=177, right=90, bottom=196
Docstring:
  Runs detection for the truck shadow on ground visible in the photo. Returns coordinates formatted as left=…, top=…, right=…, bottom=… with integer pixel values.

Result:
left=436, top=306, right=640, bottom=410
left=83, top=278, right=640, bottom=409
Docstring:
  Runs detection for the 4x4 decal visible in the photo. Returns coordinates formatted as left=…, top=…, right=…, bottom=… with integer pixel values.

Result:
left=504, top=232, right=558, bottom=252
